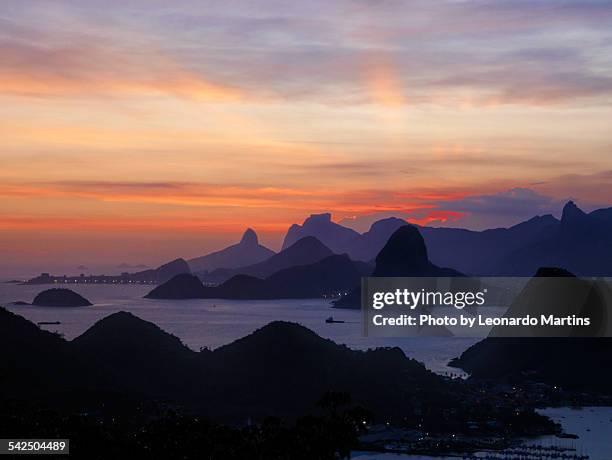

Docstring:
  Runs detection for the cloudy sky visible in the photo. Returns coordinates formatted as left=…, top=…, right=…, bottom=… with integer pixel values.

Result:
left=1, top=0, right=612, bottom=275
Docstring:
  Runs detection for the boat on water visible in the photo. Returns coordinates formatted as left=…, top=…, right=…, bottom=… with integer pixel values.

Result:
left=37, top=321, right=61, bottom=325
left=325, top=316, right=345, bottom=324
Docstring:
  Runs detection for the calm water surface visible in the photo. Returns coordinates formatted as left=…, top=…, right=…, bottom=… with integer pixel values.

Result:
left=353, top=408, right=612, bottom=460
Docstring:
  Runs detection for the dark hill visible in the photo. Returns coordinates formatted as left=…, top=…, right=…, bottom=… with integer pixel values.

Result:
left=203, top=321, right=447, bottom=421
left=1, top=308, right=459, bottom=424
left=73, top=311, right=190, bottom=354
left=0, top=306, right=66, bottom=355
left=145, top=273, right=206, bottom=299
left=335, top=225, right=463, bottom=308
left=72, top=311, right=196, bottom=395
left=450, top=336, right=612, bottom=394
left=201, top=236, right=334, bottom=284
left=266, top=254, right=366, bottom=298
left=0, top=307, right=101, bottom=399
left=449, top=267, right=612, bottom=393
left=207, top=274, right=268, bottom=299
left=200, top=254, right=366, bottom=299
left=488, top=266, right=610, bottom=338
left=131, top=257, right=191, bottom=284
left=32, top=288, right=92, bottom=307
left=372, top=226, right=462, bottom=277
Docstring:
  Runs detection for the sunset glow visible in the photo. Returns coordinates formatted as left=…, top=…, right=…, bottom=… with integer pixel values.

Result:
left=1, top=0, right=612, bottom=276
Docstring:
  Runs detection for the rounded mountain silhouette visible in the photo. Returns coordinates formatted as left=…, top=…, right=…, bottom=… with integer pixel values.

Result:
left=335, top=225, right=462, bottom=308
left=372, top=226, right=462, bottom=277
left=147, top=248, right=366, bottom=300
left=130, top=258, right=191, bottom=284
left=145, top=273, right=206, bottom=299
left=32, top=288, right=92, bottom=307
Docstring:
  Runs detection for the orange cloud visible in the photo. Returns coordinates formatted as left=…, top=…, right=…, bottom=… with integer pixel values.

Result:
left=0, top=179, right=478, bottom=245
left=0, top=39, right=241, bottom=101
left=0, top=74, right=241, bottom=101
left=0, top=216, right=288, bottom=233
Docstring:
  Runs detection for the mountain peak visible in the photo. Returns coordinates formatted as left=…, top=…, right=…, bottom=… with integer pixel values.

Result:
left=217, top=320, right=333, bottom=355
left=374, top=225, right=429, bottom=275
left=145, top=273, right=206, bottom=299
left=240, top=228, right=258, bottom=246
left=304, top=213, right=332, bottom=224
left=367, top=217, right=407, bottom=233
left=561, top=200, right=586, bottom=222
left=73, top=310, right=190, bottom=353
left=281, top=212, right=362, bottom=253
left=283, top=236, right=334, bottom=257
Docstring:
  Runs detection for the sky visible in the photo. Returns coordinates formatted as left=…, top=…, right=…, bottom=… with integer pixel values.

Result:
left=1, top=0, right=612, bottom=276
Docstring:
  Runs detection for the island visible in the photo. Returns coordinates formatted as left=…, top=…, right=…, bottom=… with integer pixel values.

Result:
left=32, top=288, right=93, bottom=307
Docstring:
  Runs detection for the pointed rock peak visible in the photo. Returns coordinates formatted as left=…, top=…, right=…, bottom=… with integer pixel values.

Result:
left=561, top=200, right=586, bottom=222
left=304, top=213, right=332, bottom=225
left=240, top=228, right=258, bottom=245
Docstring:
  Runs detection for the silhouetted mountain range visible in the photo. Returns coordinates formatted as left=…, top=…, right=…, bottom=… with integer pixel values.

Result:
left=282, top=213, right=406, bottom=262
left=335, top=225, right=463, bottom=308
left=418, top=214, right=558, bottom=275
left=198, top=236, right=337, bottom=284
left=147, top=253, right=370, bottom=300
left=130, top=257, right=191, bottom=284
left=277, top=201, right=612, bottom=276
left=25, top=257, right=191, bottom=285
left=0, top=307, right=455, bottom=422
left=420, top=201, right=612, bottom=275
left=205, top=254, right=366, bottom=299
left=492, top=201, right=612, bottom=276
left=189, top=228, right=275, bottom=273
